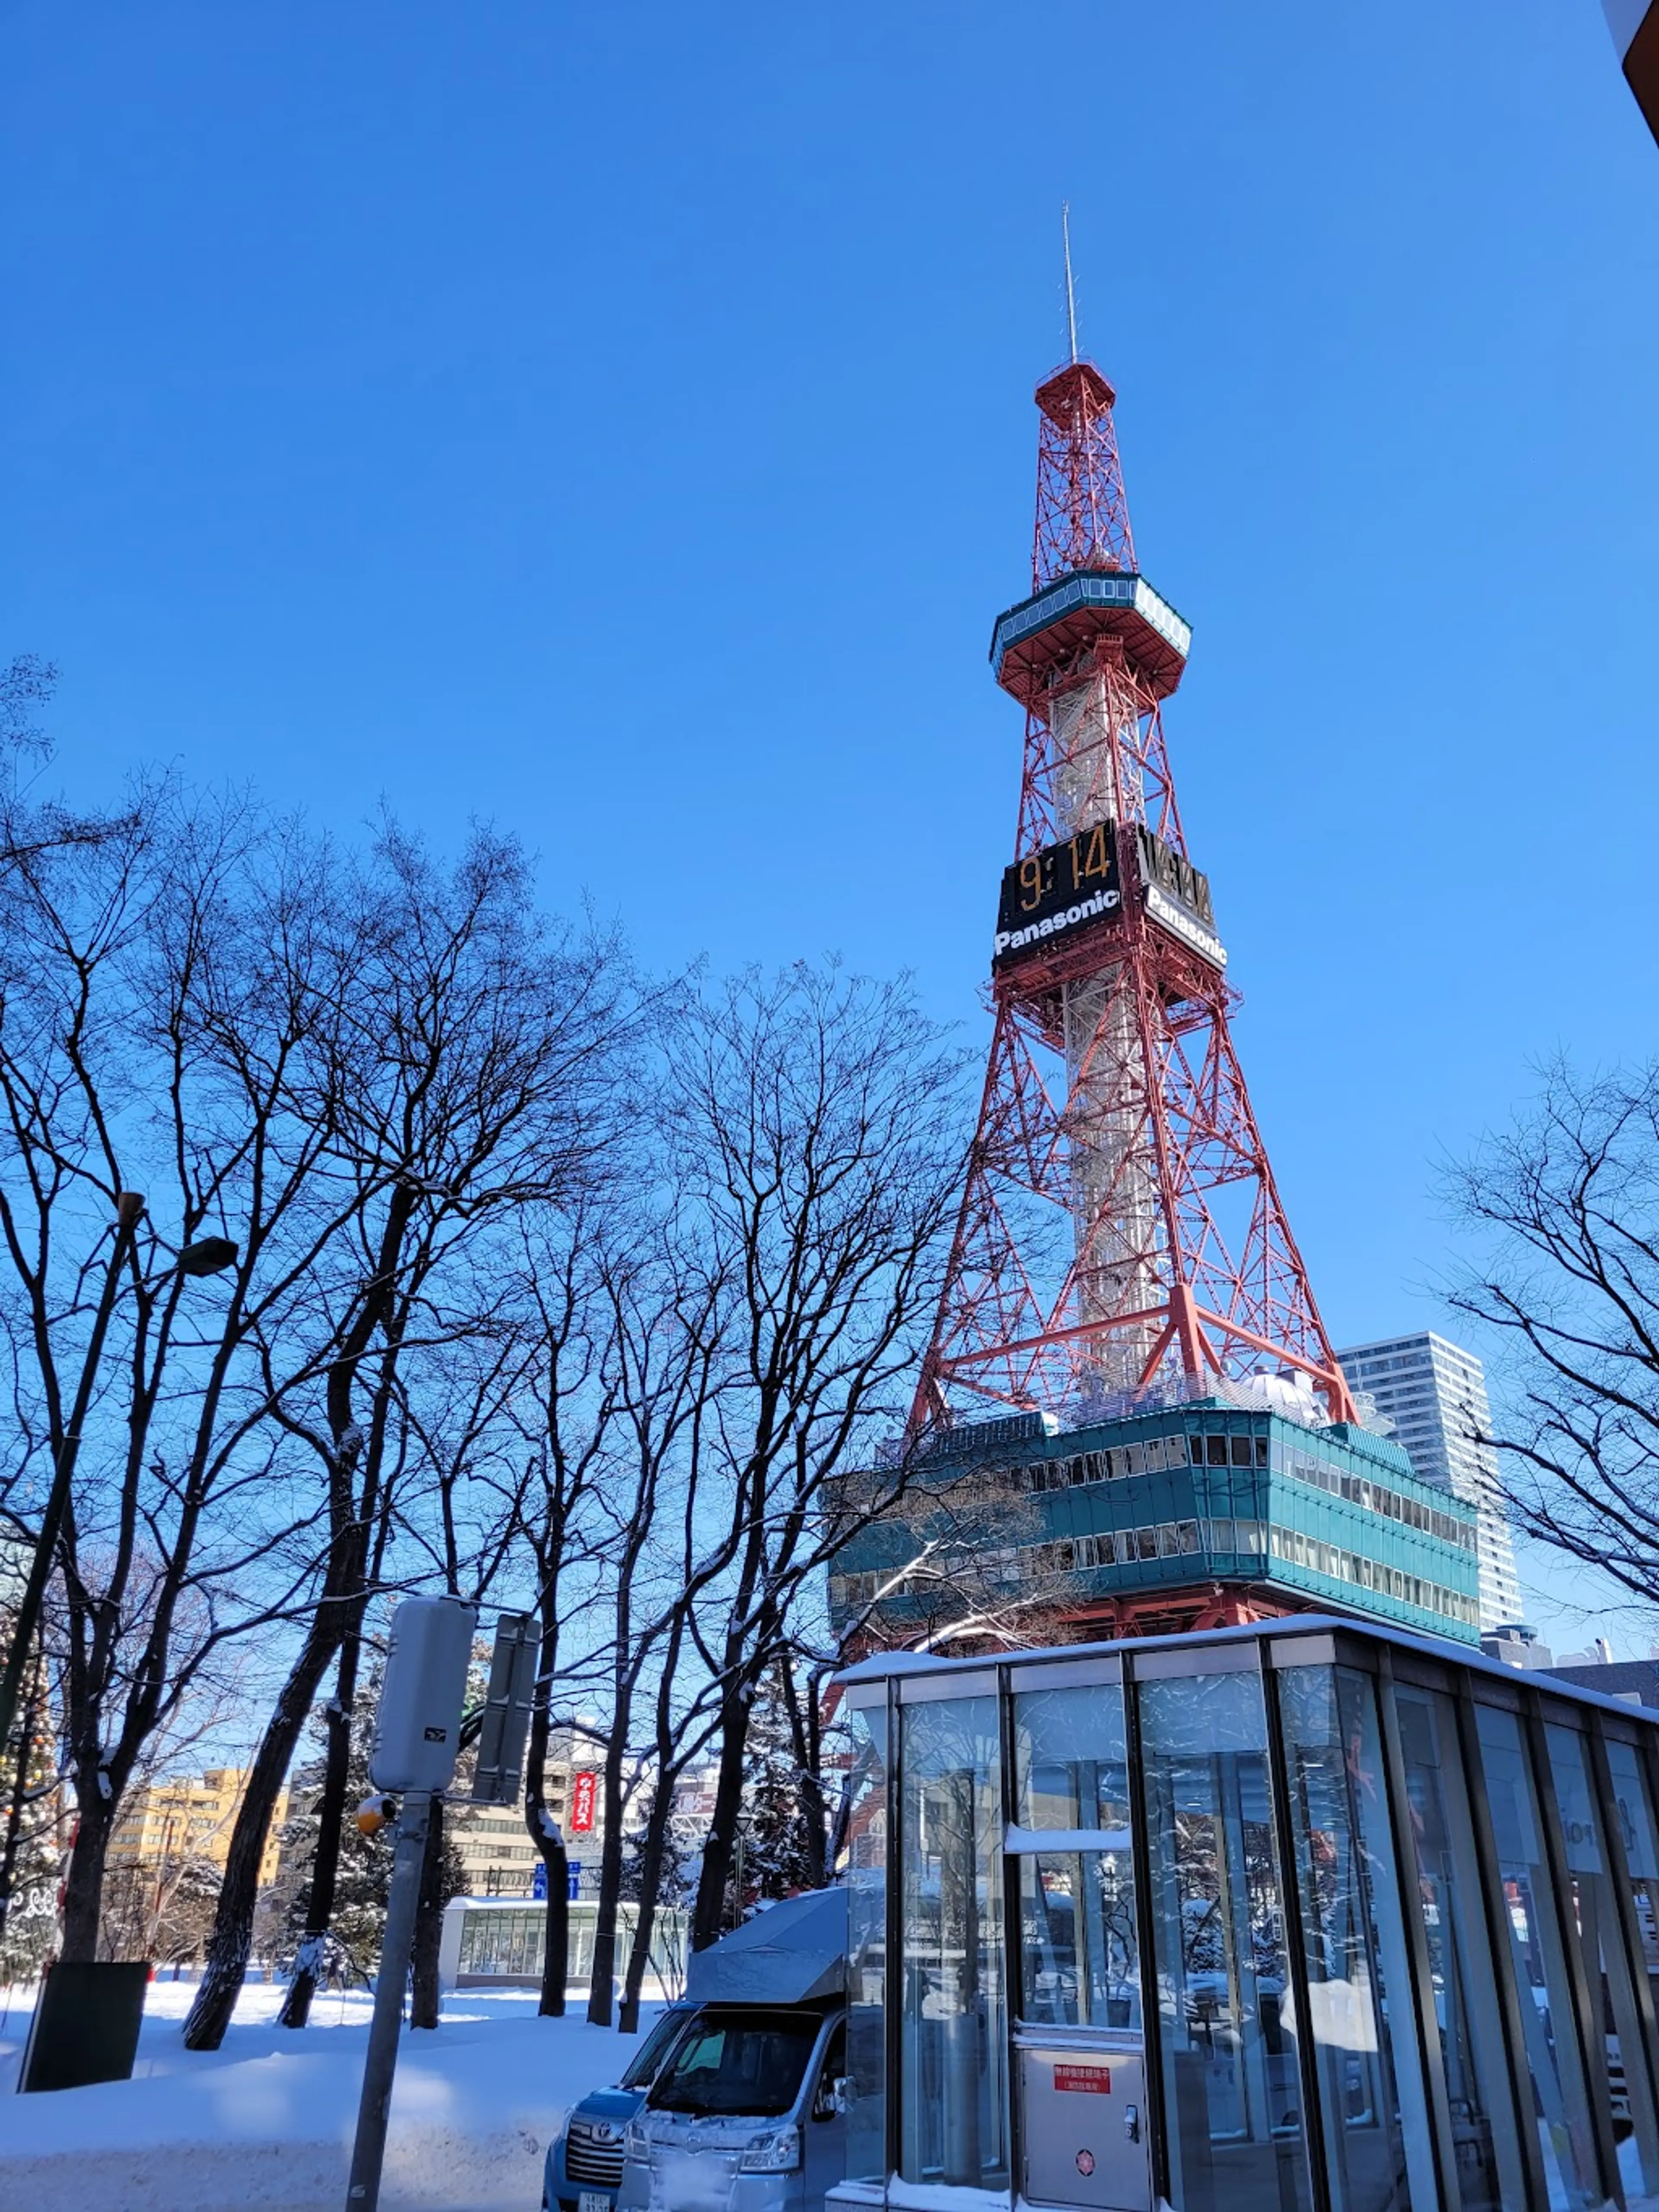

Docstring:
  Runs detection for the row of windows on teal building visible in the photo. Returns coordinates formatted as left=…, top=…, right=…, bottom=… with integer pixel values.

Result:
left=830, top=1410, right=1482, bottom=1641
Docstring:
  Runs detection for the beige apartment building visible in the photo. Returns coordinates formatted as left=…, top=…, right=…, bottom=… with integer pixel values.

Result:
left=105, top=1766, right=289, bottom=1888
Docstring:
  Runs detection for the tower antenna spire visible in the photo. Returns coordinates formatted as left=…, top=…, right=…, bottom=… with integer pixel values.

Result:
left=1062, top=201, right=1079, bottom=364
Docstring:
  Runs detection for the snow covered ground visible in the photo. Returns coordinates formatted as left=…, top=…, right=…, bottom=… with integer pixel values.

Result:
left=0, top=1975, right=651, bottom=2212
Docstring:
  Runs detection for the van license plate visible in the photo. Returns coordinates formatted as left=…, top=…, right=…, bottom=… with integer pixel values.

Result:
left=580, top=2192, right=610, bottom=2212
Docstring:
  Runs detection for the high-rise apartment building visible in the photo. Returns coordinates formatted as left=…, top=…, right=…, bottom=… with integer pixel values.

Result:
left=1336, top=1331, right=1522, bottom=1630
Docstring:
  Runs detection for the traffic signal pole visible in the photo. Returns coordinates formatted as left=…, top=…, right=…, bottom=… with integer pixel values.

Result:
left=345, top=1789, right=432, bottom=2211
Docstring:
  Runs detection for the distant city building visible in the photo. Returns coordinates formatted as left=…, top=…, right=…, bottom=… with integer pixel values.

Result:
left=1605, top=1, right=1659, bottom=142
left=1483, top=1621, right=1554, bottom=1670
left=449, top=1736, right=606, bottom=1897
left=106, top=1766, right=289, bottom=1889
left=1483, top=1621, right=1659, bottom=1709
left=447, top=1725, right=643, bottom=1899
left=447, top=1801, right=547, bottom=1894
left=1337, top=1331, right=1522, bottom=1631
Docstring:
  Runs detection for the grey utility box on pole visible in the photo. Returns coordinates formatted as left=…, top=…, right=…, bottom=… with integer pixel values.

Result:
left=470, top=1610, right=540, bottom=1807
left=347, top=1595, right=477, bottom=2212
left=367, top=1594, right=477, bottom=1796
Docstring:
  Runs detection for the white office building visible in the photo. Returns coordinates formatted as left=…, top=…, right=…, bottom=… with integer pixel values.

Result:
left=1336, top=1330, right=1523, bottom=1632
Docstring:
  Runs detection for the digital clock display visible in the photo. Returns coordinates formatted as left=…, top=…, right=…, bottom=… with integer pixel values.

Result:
left=993, top=821, right=1122, bottom=968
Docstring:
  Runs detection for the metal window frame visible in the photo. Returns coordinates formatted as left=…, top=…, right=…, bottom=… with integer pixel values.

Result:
left=1371, top=1643, right=1462, bottom=2212
left=1522, top=1695, right=1623, bottom=2202
left=1260, top=1661, right=1333, bottom=2212
left=1586, top=1706, right=1659, bottom=2187
left=1119, top=1645, right=1171, bottom=2205
left=896, top=1667, right=997, bottom=1704
left=1450, top=1675, right=1553, bottom=2210
left=883, top=1682, right=902, bottom=2186
left=998, top=1661, right=1027, bottom=2207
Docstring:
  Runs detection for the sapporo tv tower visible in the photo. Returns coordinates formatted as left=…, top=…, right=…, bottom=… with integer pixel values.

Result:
left=833, top=248, right=1483, bottom=1643
left=916, top=242, right=1357, bottom=1446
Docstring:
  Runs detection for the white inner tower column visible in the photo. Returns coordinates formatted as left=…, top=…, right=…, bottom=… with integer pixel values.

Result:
left=1048, top=660, right=1162, bottom=1402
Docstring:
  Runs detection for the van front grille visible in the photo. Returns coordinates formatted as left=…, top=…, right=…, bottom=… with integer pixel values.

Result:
left=565, top=2140, right=624, bottom=2190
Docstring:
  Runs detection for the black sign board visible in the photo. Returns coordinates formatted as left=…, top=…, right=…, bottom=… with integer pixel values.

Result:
left=470, top=1610, right=540, bottom=1806
left=1132, top=825, right=1225, bottom=966
left=994, top=821, right=1123, bottom=969
left=1132, top=825, right=1214, bottom=926
left=19, top=1960, right=150, bottom=2093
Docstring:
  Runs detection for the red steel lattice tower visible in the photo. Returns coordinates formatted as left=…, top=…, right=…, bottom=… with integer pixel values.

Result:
left=915, top=354, right=1356, bottom=1434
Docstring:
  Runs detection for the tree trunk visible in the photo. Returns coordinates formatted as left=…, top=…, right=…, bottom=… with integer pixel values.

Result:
left=183, top=1619, right=342, bottom=2049
left=524, top=1693, right=569, bottom=2017
left=618, top=1792, right=672, bottom=2035
left=542, top=1832, right=569, bottom=2016
left=277, top=1634, right=361, bottom=2029
left=585, top=1740, right=627, bottom=2027
left=60, top=1785, right=115, bottom=1961
left=780, top=1658, right=828, bottom=1890
left=691, top=1683, right=751, bottom=1951
left=410, top=1796, right=447, bottom=2030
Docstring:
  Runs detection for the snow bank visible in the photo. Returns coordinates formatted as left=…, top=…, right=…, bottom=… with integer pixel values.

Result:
left=0, top=1977, right=654, bottom=2212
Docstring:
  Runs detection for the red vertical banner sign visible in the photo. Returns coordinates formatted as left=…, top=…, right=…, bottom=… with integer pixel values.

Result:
left=570, top=1771, right=597, bottom=1833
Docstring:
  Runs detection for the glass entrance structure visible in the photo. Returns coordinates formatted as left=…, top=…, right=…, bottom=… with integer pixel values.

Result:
left=833, top=1617, right=1659, bottom=2212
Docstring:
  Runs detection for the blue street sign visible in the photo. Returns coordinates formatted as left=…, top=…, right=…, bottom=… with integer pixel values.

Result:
left=567, top=1861, right=581, bottom=1900
left=531, top=1859, right=547, bottom=1901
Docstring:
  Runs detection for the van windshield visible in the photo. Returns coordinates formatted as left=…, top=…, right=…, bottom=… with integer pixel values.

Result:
left=648, top=2009, right=820, bottom=2119
left=621, top=2008, right=691, bottom=2091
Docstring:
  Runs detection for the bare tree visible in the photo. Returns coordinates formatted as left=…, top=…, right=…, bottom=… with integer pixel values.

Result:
left=1446, top=1055, right=1659, bottom=1613
left=0, top=795, right=390, bottom=1964
left=184, top=824, right=637, bottom=2048
left=0, top=656, right=133, bottom=876
left=580, top=1223, right=732, bottom=2026
left=506, top=1212, right=625, bottom=2018
left=401, top=1339, right=528, bottom=2031
left=657, top=962, right=967, bottom=1953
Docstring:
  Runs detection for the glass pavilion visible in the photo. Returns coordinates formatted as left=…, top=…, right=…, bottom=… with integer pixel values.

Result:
left=832, top=1616, right=1659, bottom=2212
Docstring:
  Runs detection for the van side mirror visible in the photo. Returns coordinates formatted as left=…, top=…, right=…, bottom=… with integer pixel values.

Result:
left=830, top=2076, right=856, bottom=2118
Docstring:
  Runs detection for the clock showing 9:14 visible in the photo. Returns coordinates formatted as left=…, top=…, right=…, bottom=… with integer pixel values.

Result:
left=994, top=820, right=1123, bottom=961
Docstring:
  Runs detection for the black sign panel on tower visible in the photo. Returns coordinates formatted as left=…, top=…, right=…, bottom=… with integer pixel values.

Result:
left=1133, top=825, right=1226, bottom=968
left=993, top=821, right=1123, bottom=969
left=1132, top=825, right=1214, bottom=925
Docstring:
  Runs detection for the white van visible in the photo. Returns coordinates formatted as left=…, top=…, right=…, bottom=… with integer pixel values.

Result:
left=617, top=1892, right=849, bottom=2212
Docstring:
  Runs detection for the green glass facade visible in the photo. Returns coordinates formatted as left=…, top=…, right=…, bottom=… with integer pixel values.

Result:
left=830, top=1408, right=1481, bottom=1645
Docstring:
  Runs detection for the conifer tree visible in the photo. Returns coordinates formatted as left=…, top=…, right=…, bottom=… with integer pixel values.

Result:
left=729, top=1671, right=817, bottom=1920
left=0, top=1663, right=60, bottom=1983
left=279, top=1673, right=394, bottom=1986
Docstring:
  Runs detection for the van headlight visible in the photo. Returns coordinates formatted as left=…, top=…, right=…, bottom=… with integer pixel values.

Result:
left=623, top=2122, right=649, bottom=2164
left=738, top=2126, right=801, bottom=2174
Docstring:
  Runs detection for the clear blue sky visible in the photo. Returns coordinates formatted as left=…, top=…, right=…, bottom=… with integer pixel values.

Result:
left=6, top=3, right=1657, bottom=1649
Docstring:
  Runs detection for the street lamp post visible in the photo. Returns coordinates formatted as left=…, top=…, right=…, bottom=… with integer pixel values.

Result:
left=0, top=1195, right=240, bottom=1761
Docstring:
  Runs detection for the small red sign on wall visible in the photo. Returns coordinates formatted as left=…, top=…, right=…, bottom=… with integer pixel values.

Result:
left=571, top=1771, right=597, bottom=1833
left=1054, top=2064, right=1112, bottom=2095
